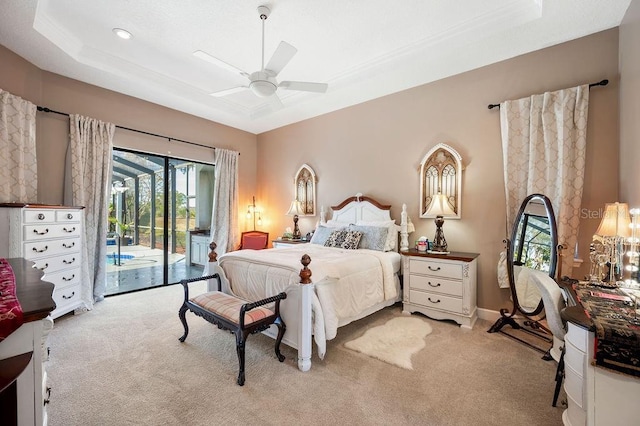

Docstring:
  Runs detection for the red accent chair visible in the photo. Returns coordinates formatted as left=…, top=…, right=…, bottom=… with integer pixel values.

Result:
left=239, top=231, right=269, bottom=250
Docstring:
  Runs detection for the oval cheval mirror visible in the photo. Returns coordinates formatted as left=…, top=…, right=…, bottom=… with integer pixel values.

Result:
left=488, top=193, right=559, bottom=355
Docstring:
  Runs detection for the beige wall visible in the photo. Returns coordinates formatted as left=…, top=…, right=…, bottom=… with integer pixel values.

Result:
left=0, top=45, right=258, bottom=216
left=620, top=0, right=640, bottom=206
left=0, top=28, right=624, bottom=313
left=257, top=29, right=620, bottom=312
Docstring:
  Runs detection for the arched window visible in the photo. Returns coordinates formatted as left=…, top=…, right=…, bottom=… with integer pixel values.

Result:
left=294, top=164, right=317, bottom=216
left=419, top=143, right=462, bottom=219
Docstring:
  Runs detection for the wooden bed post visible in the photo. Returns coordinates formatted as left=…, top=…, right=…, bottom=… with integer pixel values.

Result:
left=298, top=254, right=313, bottom=372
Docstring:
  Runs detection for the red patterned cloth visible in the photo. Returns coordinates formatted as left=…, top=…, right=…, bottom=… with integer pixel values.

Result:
left=0, top=259, right=23, bottom=341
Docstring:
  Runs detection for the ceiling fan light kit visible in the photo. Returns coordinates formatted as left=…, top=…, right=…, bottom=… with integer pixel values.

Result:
left=195, top=5, right=328, bottom=100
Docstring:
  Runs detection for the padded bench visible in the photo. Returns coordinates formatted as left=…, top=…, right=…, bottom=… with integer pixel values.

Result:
left=178, top=273, right=287, bottom=386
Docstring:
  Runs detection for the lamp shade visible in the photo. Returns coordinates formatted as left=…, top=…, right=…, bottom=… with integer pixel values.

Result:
left=425, top=193, right=456, bottom=217
left=596, top=202, right=631, bottom=237
left=286, top=200, right=304, bottom=216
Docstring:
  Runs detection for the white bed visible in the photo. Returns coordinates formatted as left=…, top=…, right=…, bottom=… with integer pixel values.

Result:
left=206, top=195, right=410, bottom=371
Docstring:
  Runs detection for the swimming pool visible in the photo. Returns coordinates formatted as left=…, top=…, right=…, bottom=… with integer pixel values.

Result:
left=106, top=253, right=135, bottom=264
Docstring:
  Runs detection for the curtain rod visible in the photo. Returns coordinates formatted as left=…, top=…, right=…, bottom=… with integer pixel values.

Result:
left=36, top=106, right=218, bottom=151
left=487, top=79, right=609, bottom=110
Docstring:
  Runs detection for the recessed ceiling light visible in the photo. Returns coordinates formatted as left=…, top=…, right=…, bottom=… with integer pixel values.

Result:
left=112, top=28, right=132, bottom=40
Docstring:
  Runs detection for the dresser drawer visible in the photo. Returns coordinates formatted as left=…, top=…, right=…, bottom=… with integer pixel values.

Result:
left=53, top=283, right=81, bottom=310
left=24, top=223, right=81, bottom=241
left=566, top=322, right=589, bottom=352
left=24, top=237, right=81, bottom=259
left=409, top=290, right=463, bottom=313
left=45, top=268, right=81, bottom=289
left=564, top=363, right=584, bottom=408
left=409, top=274, right=462, bottom=297
left=23, top=209, right=56, bottom=223
left=410, top=258, right=462, bottom=279
left=564, top=340, right=585, bottom=377
left=31, top=254, right=81, bottom=274
left=55, top=210, right=81, bottom=222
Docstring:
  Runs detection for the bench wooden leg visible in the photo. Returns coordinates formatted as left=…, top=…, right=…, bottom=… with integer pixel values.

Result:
left=274, top=318, right=286, bottom=362
left=178, top=303, right=189, bottom=342
left=235, top=331, right=247, bottom=386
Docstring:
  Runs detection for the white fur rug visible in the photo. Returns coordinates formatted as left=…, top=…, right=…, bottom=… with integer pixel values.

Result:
left=344, top=316, right=433, bottom=369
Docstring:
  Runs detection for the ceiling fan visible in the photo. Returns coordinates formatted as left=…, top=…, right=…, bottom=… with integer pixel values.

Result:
left=194, top=5, right=328, bottom=100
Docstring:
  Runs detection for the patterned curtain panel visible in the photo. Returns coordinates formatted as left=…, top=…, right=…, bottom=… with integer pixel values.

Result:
left=65, top=114, right=114, bottom=304
left=0, top=89, right=37, bottom=203
left=501, top=85, right=589, bottom=276
left=209, top=148, right=239, bottom=257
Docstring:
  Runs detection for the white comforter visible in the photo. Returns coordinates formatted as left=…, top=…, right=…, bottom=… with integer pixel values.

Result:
left=217, top=244, right=399, bottom=356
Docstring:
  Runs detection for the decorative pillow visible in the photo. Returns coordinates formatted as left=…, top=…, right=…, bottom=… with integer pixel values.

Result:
left=341, top=230, right=363, bottom=250
left=310, top=225, right=344, bottom=245
left=356, top=220, right=398, bottom=251
left=348, top=225, right=388, bottom=251
left=324, top=230, right=348, bottom=247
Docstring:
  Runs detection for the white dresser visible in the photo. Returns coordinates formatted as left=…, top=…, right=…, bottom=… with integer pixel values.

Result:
left=0, top=258, right=55, bottom=426
left=402, top=249, right=479, bottom=329
left=563, top=319, right=640, bottom=426
left=0, top=204, right=88, bottom=319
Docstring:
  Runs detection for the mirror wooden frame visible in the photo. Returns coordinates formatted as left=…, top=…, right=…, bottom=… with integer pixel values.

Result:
left=419, top=143, right=462, bottom=219
left=294, top=164, right=317, bottom=216
left=488, top=193, right=559, bottom=357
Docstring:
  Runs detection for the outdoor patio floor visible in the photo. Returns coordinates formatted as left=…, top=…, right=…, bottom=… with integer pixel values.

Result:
left=106, top=245, right=204, bottom=295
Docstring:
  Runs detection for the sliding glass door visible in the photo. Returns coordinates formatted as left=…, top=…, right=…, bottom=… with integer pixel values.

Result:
left=106, top=148, right=212, bottom=295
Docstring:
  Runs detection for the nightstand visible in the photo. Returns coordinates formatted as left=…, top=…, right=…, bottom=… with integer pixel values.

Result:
left=402, top=249, right=479, bottom=329
left=272, top=238, right=310, bottom=248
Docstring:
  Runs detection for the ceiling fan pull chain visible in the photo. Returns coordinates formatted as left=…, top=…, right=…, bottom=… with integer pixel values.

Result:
left=261, top=13, right=266, bottom=71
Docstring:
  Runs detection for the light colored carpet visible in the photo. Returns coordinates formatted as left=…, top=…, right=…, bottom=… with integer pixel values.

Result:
left=344, top=316, right=432, bottom=369
left=45, top=282, right=565, bottom=425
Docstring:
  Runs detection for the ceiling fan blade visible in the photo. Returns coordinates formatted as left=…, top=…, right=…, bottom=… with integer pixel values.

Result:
left=193, top=50, right=249, bottom=78
left=279, top=81, right=328, bottom=93
left=265, top=41, right=297, bottom=76
left=209, top=86, right=248, bottom=97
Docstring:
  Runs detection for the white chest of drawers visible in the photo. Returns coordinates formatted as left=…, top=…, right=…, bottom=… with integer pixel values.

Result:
left=0, top=204, right=88, bottom=319
left=402, top=249, right=479, bottom=329
left=563, top=320, right=640, bottom=426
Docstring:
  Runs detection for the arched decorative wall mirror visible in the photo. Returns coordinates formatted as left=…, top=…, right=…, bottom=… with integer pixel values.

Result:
left=488, top=193, right=559, bottom=355
left=294, top=164, right=316, bottom=216
left=419, top=143, right=462, bottom=219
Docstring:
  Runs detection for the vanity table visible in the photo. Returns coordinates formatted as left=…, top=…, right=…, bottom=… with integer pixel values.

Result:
left=560, top=279, right=640, bottom=426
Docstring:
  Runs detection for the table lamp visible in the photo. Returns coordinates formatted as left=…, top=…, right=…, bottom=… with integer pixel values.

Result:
left=595, top=202, right=631, bottom=283
left=286, top=200, right=304, bottom=239
left=425, top=193, right=455, bottom=253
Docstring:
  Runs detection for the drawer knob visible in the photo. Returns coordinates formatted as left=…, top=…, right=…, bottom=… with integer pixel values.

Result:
left=63, top=242, right=75, bottom=248
left=428, top=266, right=441, bottom=271
left=66, top=213, right=73, bottom=219
left=33, top=228, right=49, bottom=235
left=63, top=226, right=76, bottom=233
left=44, top=386, right=51, bottom=405
left=32, top=245, right=48, bottom=253
left=62, top=258, right=76, bottom=265
left=38, top=213, right=45, bottom=220
left=62, top=274, right=75, bottom=281
left=36, top=263, right=49, bottom=271
left=428, top=297, right=441, bottom=304
left=428, top=282, right=441, bottom=287
left=62, top=291, right=75, bottom=300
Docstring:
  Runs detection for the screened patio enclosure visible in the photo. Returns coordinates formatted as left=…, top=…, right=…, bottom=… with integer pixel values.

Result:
left=107, top=148, right=214, bottom=295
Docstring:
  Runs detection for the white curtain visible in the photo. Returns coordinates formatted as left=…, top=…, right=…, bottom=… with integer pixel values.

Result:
left=209, top=148, right=239, bottom=257
left=0, top=89, right=37, bottom=202
left=501, top=85, right=589, bottom=276
left=65, top=114, right=114, bottom=304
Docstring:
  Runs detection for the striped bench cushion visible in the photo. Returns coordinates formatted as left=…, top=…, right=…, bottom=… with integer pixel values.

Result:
left=190, top=291, right=274, bottom=325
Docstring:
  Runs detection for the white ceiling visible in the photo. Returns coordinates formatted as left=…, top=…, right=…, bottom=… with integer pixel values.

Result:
left=0, top=0, right=631, bottom=134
